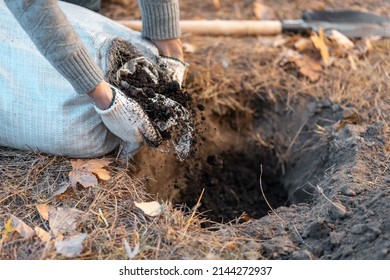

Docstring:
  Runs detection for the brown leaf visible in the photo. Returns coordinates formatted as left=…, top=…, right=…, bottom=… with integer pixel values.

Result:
left=55, top=233, right=87, bottom=258
left=34, top=226, right=51, bottom=243
left=36, top=204, right=51, bottom=221
left=296, top=55, right=322, bottom=82
left=281, top=50, right=322, bottom=82
left=253, top=2, right=275, bottom=20
left=294, top=38, right=312, bottom=52
left=11, top=215, right=35, bottom=239
left=311, top=28, right=330, bottom=66
left=69, top=159, right=111, bottom=188
left=49, top=207, right=85, bottom=236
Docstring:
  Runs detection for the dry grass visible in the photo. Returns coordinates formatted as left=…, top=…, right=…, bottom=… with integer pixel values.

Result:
left=0, top=148, right=263, bottom=259
left=1, top=0, right=390, bottom=259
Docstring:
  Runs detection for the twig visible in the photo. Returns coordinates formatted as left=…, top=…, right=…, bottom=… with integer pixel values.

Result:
left=284, top=118, right=308, bottom=159
left=259, top=165, right=285, bottom=224
left=293, top=224, right=312, bottom=250
left=183, top=188, right=205, bottom=234
left=315, top=184, right=345, bottom=212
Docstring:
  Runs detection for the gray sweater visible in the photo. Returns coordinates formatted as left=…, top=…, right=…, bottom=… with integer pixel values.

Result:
left=4, top=0, right=180, bottom=95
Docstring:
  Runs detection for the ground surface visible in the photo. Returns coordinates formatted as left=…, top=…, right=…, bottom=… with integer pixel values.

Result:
left=106, top=1, right=390, bottom=259
left=0, top=0, right=389, bottom=260
left=103, top=0, right=390, bottom=259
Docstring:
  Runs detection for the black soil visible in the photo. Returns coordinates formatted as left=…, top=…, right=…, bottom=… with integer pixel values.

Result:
left=107, top=39, right=194, bottom=143
left=177, top=150, right=289, bottom=224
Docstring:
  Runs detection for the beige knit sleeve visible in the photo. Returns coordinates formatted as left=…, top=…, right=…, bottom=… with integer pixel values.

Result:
left=138, top=0, right=181, bottom=40
left=5, top=0, right=104, bottom=95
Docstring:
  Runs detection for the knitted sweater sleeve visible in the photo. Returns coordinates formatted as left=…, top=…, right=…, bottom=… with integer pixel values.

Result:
left=4, top=0, right=104, bottom=95
left=138, top=0, right=181, bottom=40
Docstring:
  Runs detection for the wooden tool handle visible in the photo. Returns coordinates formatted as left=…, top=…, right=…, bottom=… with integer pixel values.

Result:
left=117, top=20, right=282, bottom=36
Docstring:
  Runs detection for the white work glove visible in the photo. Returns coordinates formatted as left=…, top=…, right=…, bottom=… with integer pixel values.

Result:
left=116, top=56, right=159, bottom=85
left=94, top=85, right=161, bottom=158
left=112, top=55, right=193, bottom=161
left=149, top=93, right=194, bottom=161
left=158, top=56, right=188, bottom=87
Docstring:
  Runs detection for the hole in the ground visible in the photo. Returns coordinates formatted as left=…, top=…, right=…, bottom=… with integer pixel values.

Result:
left=176, top=146, right=288, bottom=224
left=134, top=91, right=344, bottom=224
left=170, top=92, right=344, bottom=224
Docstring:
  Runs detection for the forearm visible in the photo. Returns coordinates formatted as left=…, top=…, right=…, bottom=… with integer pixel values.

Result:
left=138, top=0, right=181, bottom=40
left=5, top=0, right=103, bottom=95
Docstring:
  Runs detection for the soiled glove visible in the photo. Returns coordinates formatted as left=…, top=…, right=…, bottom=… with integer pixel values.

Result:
left=150, top=93, right=194, bottom=161
left=158, top=56, right=188, bottom=87
left=116, top=56, right=159, bottom=85
left=94, top=85, right=162, bottom=157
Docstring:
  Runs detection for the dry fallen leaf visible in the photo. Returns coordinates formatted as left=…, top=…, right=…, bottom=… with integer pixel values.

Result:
left=1, top=217, right=15, bottom=237
left=11, top=215, right=35, bottom=239
left=253, top=1, right=275, bottom=20
left=36, top=204, right=51, bottom=221
left=69, top=159, right=111, bottom=188
left=280, top=49, right=322, bottom=82
left=34, top=226, right=51, bottom=243
left=327, top=30, right=354, bottom=50
left=55, top=233, right=87, bottom=258
left=49, top=207, right=85, bottom=236
left=294, top=38, right=313, bottom=52
left=134, top=201, right=162, bottom=217
left=296, top=55, right=322, bottom=82
left=311, top=28, right=330, bottom=66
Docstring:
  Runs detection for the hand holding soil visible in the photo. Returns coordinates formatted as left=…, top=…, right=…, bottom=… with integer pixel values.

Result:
left=107, top=39, right=195, bottom=161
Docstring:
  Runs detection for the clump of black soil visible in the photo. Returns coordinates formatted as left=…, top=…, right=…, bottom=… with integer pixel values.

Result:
left=107, top=39, right=195, bottom=144
left=176, top=149, right=289, bottom=224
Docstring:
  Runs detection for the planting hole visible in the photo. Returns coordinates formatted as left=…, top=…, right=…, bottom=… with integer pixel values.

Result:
left=135, top=92, right=345, bottom=224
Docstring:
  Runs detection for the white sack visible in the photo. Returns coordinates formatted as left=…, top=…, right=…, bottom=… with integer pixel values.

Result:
left=0, top=0, right=159, bottom=157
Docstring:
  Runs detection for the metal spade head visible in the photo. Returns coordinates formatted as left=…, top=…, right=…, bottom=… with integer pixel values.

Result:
left=282, top=9, right=390, bottom=38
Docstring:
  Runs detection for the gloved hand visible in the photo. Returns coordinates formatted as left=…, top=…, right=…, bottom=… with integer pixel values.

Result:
left=116, top=56, right=159, bottom=85
left=158, top=56, right=188, bottom=87
left=149, top=93, right=194, bottom=161
left=94, top=85, right=162, bottom=157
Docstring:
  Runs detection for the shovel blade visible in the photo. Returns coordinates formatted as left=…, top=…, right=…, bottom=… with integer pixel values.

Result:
left=302, top=10, right=390, bottom=24
left=283, top=10, right=390, bottom=38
